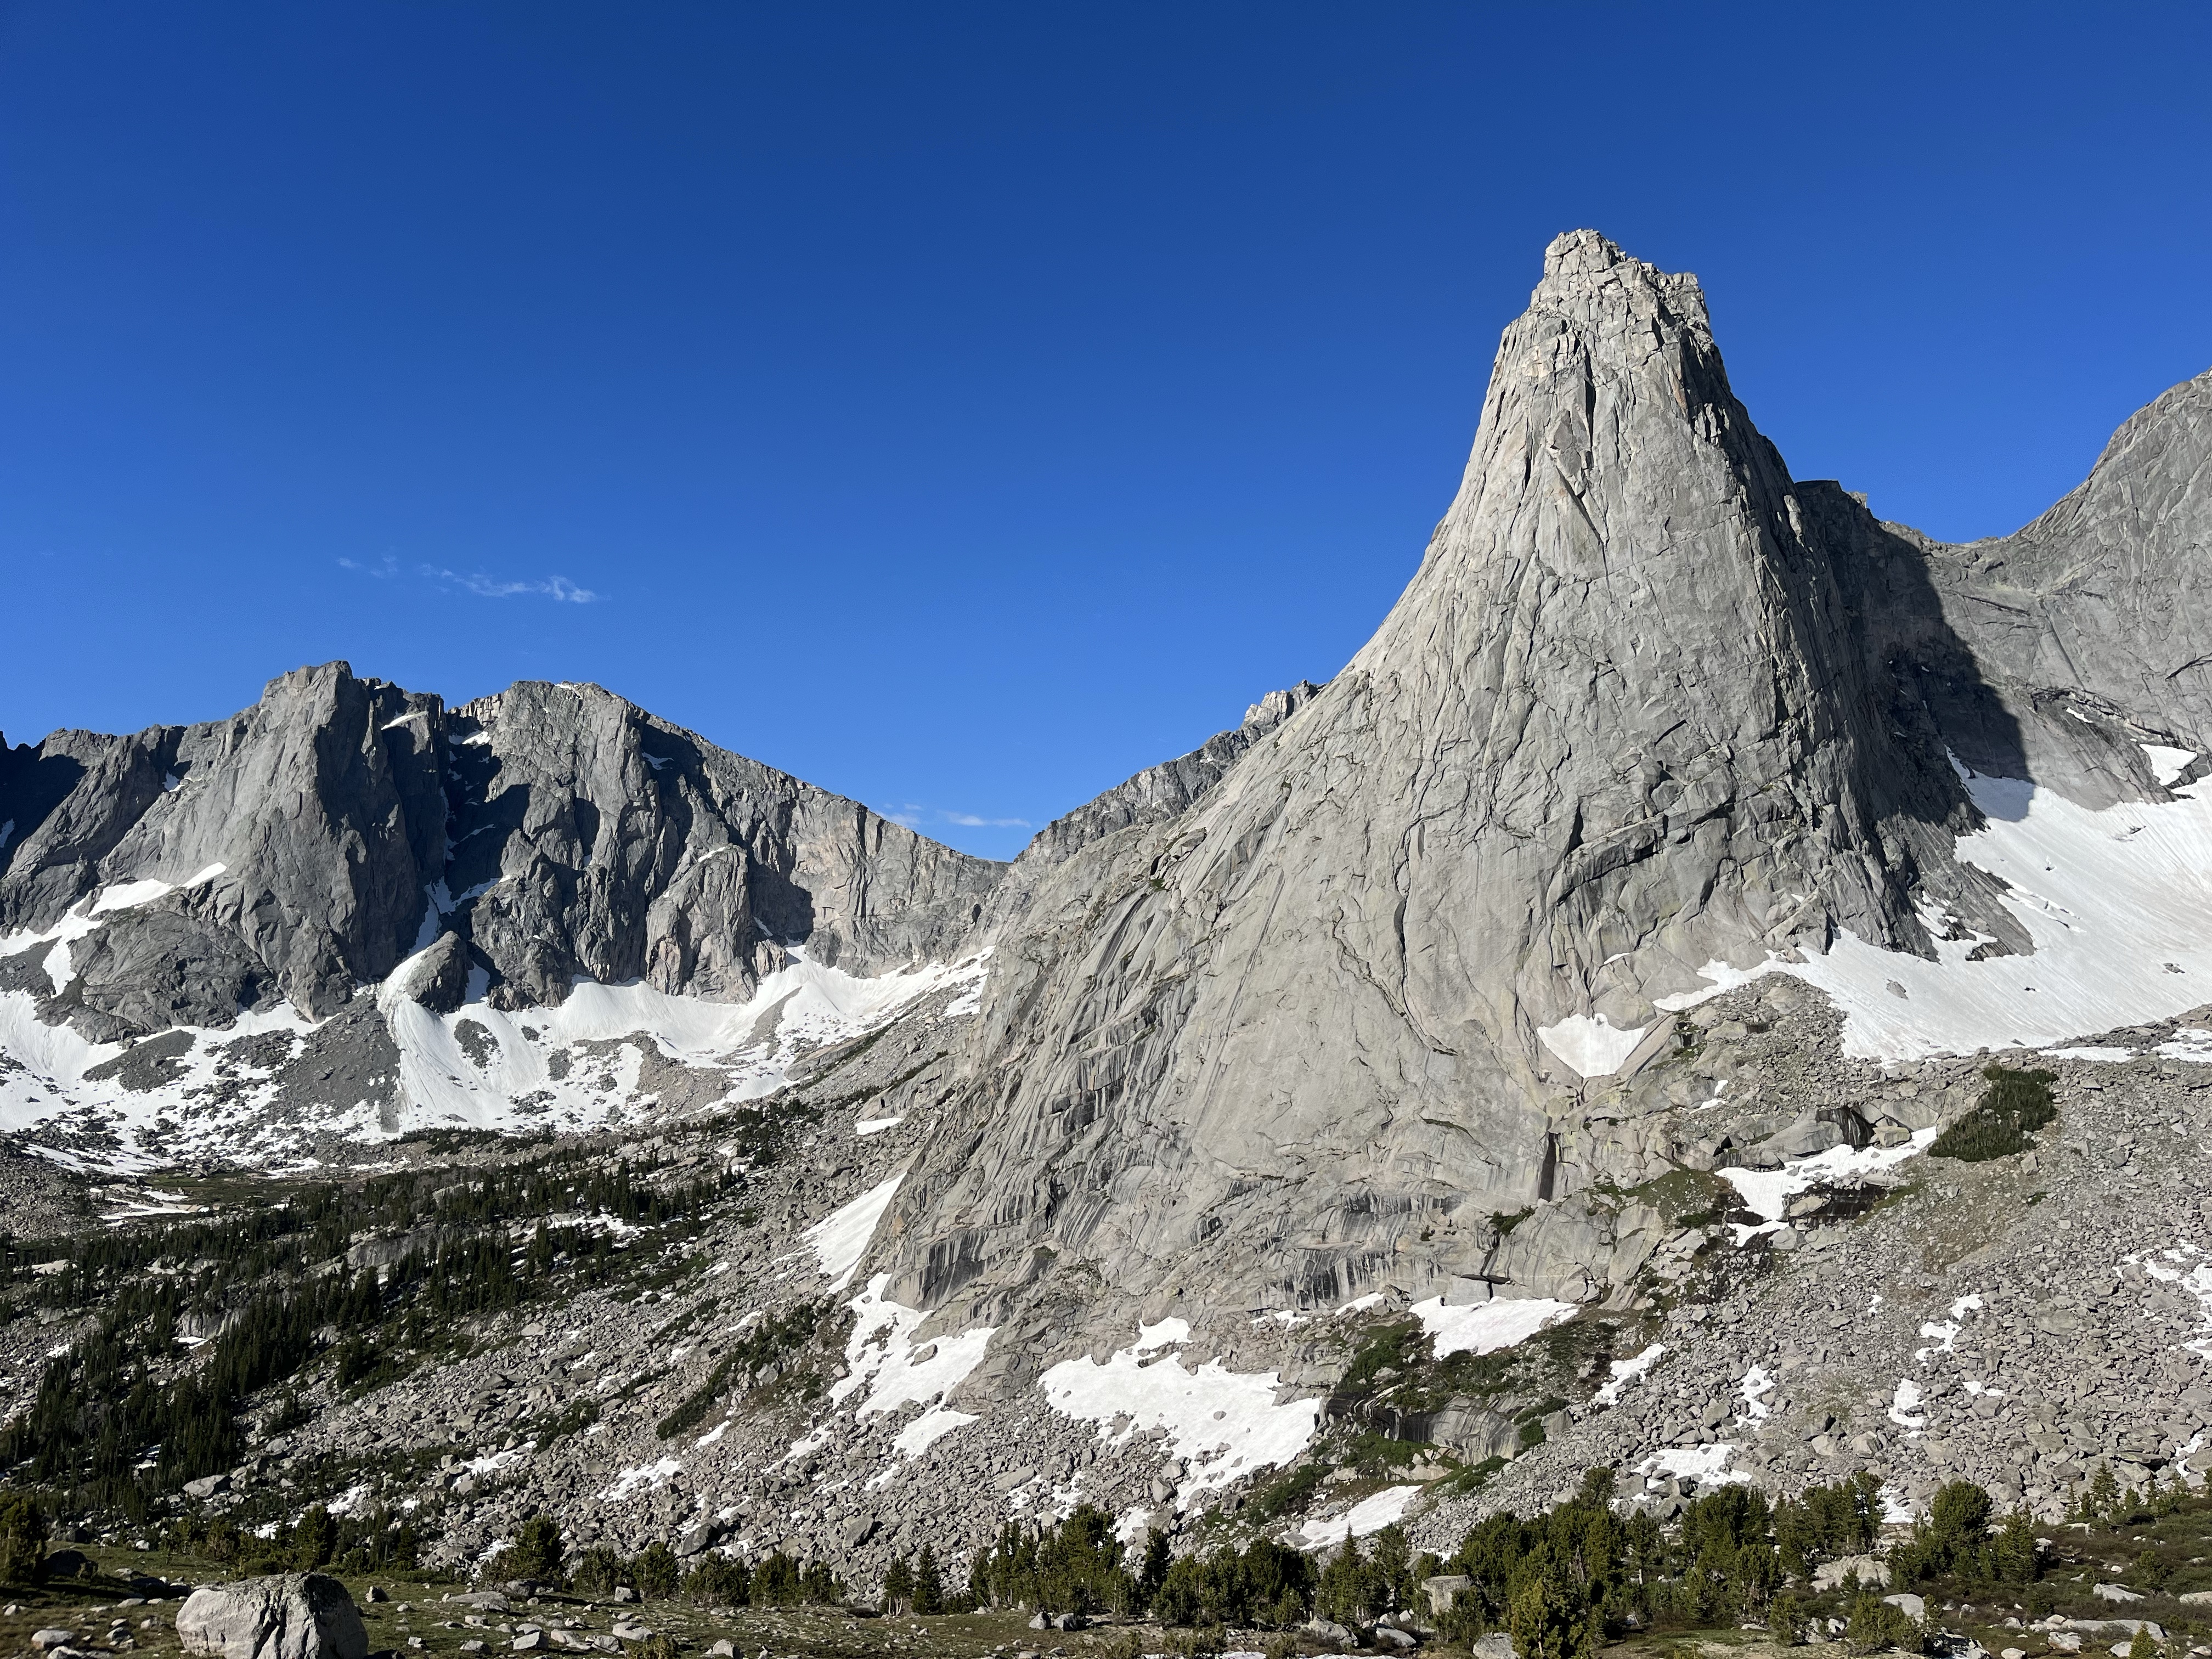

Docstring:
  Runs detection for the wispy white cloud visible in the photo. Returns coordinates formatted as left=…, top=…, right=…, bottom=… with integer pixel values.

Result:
left=420, top=566, right=601, bottom=603
left=336, top=556, right=601, bottom=602
left=882, top=803, right=1031, bottom=832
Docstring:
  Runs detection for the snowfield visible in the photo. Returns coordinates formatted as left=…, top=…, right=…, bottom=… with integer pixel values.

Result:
left=1658, top=764, right=2212, bottom=1062
left=0, top=938, right=989, bottom=1170
left=1039, top=1319, right=1321, bottom=1510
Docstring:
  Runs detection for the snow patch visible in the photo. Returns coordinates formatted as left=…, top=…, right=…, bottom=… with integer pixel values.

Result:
left=1888, top=1378, right=1926, bottom=1430
left=1296, top=1485, right=1424, bottom=1548
left=2130, top=1244, right=2212, bottom=1358
left=831, top=1272, right=996, bottom=1462
left=2144, top=744, right=2198, bottom=787
left=1719, top=1128, right=1938, bottom=1241
left=1594, top=1344, right=1664, bottom=1406
left=1535, top=1014, right=1650, bottom=1078
left=600, top=1457, right=682, bottom=1500
left=1637, top=1444, right=1743, bottom=1485
left=1041, top=1322, right=1319, bottom=1509
left=805, top=1175, right=904, bottom=1291
left=1737, top=1364, right=1775, bottom=1423
left=2160, top=1029, right=2212, bottom=1063
left=854, top=1116, right=905, bottom=1137
left=1408, top=1295, right=1576, bottom=1359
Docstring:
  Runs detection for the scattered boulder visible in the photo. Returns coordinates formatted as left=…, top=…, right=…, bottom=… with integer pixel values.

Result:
left=1813, top=1554, right=1891, bottom=1590
left=1882, top=1593, right=1927, bottom=1622
left=1421, top=1575, right=1471, bottom=1617
left=176, top=1574, right=368, bottom=1659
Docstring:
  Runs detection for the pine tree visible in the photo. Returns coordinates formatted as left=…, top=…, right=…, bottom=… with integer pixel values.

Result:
left=913, top=1543, right=944, bottom=1615
left=0, top=1494, right=47, bottom=1587
left=1508, top=1573, right=1585, bottom=1659
left=509, top=1514, right=566, bottom=1585
left=2125, top=1626, right=2157, bottom=1659
left=882, top=1555, right=914, bottom=1614
left=2086, top=1464, right=2121, bottom=1521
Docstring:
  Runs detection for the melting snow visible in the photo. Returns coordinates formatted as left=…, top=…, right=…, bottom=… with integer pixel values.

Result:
left=1657, top=766, right=2212, bottom=1060
left=1, top=939, right=989, bottom=1169
left=1296, top=1485, right=1424, bottom=1548
left=2129, top=1244, right=2212, bottom=1358
left=1737, top=1364, right=1775, bottom=1423
left=600, top=1457, right=682, bottom=1500
left=1040, top=1321, right=1320, bottom=1508
left=2144, top=745, right=2199, bottom=787
left=1637, top=1443, right=1743, bottom=1485
left=1535, top=1013, right=1650, bottom=1078
left=830, top=1272, right=996, bottom=1460
left=1408, top=1295, right=1576, bottom=1358
left=1719, top=1128, right=1938, bottom=1242
left=1594, top=1343, right=1665, bottom=1406
left=2161, top=1029, right=2212, bottom=1063
left=805, top=1175, right=905, bottom=1292
left=854, top=1116, right=905, bottom=1137
left=1888, top=1378, right=1926, bottom=1430
left=0, top=992, right=323, bottom=1170
left=1916, top=1294, right=1983, bottom=1362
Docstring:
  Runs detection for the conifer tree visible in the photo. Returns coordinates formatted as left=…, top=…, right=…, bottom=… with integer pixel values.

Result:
left=883, top=1555, right=913, bottom=1614
left=913, top=1543, right=944, bottom=1615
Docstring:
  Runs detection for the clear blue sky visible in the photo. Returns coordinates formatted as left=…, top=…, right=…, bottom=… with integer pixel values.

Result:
left=4, top=4, right=2209, bottom=859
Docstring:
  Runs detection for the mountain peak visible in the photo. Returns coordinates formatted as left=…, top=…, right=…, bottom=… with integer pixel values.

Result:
left=1532, top=228, right=1711, bottom=335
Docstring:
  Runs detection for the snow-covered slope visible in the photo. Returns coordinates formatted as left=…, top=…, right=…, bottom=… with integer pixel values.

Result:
left=0, top=949, right=988, bottom=1170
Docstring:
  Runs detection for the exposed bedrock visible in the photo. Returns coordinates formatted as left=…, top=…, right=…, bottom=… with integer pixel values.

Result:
left=877, top=230, right=2207, bottom=1344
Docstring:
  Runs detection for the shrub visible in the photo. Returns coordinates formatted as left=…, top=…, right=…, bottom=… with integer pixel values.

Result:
left=631, top=1541, right=680, bottom=1600
left=508, top=1514, right=567, bottom=1585
left=1931, top=1066, right=2057, bottom=1161
left=1508, top=1573, right=1589, bottom=1659
left=682, top=1555, right=749, bottom=1607
left=573, top=1546, right=625, bottom=1596
left=1993, top=1509, right=2041, bottom=1584
left=0, top=1493, right=47, bottom=1586
left=1770, top=1590, right=1814, bottom=1645
left=294, top=1505, right=337, bottom=1571
left=1846, top=1590, right=1921, bottom=1654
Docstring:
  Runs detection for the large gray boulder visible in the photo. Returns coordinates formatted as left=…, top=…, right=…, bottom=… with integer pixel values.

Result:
left=175, top=1572, right=369, bottom=1659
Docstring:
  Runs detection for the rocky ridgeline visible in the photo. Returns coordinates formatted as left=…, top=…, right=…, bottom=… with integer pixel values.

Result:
left=6, top=228, right=2212, bottom=1594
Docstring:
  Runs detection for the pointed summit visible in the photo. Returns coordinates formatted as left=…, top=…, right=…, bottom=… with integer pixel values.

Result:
left=882, top=232, right=1999, bottom=1318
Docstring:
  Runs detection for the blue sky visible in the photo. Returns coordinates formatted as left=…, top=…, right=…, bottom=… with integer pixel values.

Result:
left=4, top=4, right=2208, bottom=860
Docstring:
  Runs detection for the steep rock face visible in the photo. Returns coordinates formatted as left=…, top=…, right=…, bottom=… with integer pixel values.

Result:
left=1, top=664, right=447, bottom=1029
left=1917, top=366, right=2212, bottom=804
left=444, top=680, right=1000, bottom=1009
left=882, top=230, right=2010, bottom=1323
left=0, top=667, right=999, bottom=1040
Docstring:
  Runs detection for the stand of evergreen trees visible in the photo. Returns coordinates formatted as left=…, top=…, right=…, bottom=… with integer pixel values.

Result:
left=0, top=1147, right=740, bottom=1521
